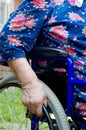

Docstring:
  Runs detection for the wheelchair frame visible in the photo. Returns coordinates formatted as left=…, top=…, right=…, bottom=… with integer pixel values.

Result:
left=30, top=47, right=86, bottom=129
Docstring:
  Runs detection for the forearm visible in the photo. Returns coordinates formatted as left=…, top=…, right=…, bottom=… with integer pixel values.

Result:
left=8, top=58, right=38, bottom=88
left=8, top=57, right=47, bottom=116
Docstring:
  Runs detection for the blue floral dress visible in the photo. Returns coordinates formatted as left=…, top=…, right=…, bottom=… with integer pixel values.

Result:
left=0, top=0, right=86, bottom=117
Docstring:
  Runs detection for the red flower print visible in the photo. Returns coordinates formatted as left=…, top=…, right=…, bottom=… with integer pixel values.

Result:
left=53, top=0, right=64, bottom=5
left=7, top=36, right=23, bottom=47
left=25, top=17, right=36, bottom=28
left=66, top=47, right=76, bottom=55
left=74, top=60, right=84, bottom=67
left=69, top=13, right=85, bottom=22
left=33, top=0, right=46, bottom=8
left=68, top=0, right=75, bottom=6
left=8, top=36, right=19, bottom=43
left=13, top=14, right=25, bottom=22
left=10, top=22, right=24, bottom=30
left=48, top=17, right=56, bottom=24
left=38, top=60, right=47, bottom=67
left=9, top=14, right=25, bottom=31
left=76, top=102, right=86, bottom=111
left=49, top=25, right=68, bottom=42
left=54, top=68, right=66, bottom=72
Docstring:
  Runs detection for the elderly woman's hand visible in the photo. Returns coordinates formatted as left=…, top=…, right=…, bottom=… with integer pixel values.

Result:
left=22, top=80, right=47, bottom=116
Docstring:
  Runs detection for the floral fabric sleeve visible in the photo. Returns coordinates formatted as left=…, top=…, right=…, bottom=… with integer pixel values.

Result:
left=0, top=0, right=52, bottom=62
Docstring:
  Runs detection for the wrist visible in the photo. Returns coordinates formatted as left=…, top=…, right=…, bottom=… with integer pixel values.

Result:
left=21, top=78, right=38, bottom=89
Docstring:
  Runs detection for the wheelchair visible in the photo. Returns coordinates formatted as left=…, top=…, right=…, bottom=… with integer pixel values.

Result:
left=0, top=47, right=86, bottom=130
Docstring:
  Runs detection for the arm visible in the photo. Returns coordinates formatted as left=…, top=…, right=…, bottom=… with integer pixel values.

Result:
left=8, top=58, right=47, bottom=116
left=14, top=0, right=22, bottom=10
left=0, top=0, right=50, bottom=116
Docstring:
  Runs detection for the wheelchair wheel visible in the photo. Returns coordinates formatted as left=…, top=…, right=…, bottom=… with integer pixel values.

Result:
left=0, top=81, right=70, bottom=130
left=39, top=80, right=70, bottom=130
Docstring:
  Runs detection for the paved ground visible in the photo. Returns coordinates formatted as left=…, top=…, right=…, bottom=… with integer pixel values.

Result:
left=0, top=65, right=12, bottom=79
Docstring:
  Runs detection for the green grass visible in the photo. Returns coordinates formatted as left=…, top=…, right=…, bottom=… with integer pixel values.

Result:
left=0, top=87, right=50, bottom=130
left=0, top=87, right=26, bottom=122
left=0, top=87, right=31, bottom=130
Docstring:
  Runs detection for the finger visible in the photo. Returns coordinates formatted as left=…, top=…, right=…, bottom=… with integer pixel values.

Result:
left=36, top=105, right=43, bottom=117
left=44, top=98, right=48, bottom=107
left=30, top=107, right=36, bottom=114
left=22, top=95, right=28, bottom=106
left=27, top=104, right=36, bottom=115
left=22, top=91, right=30, bottom=106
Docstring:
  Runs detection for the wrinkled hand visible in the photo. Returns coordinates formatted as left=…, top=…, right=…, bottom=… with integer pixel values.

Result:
left=22, top=80, right=47, bottom=117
